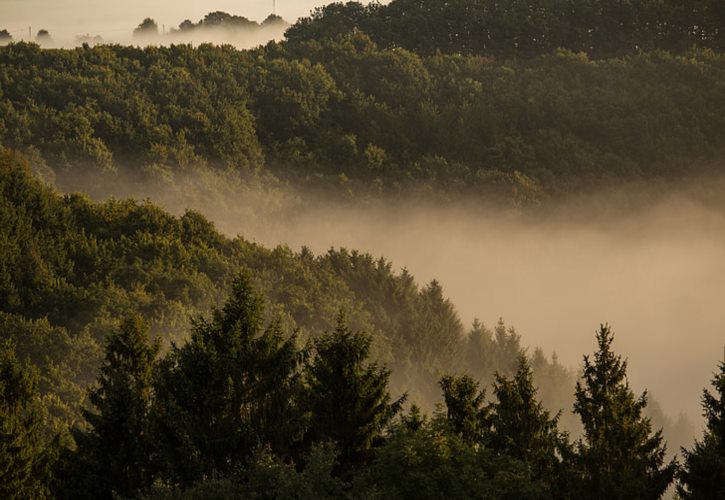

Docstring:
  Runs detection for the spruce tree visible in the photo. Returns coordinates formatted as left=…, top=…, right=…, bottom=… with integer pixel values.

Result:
left=490, top=355, right=568, bottom=488
left=63, top=314, right=159, bottom=499
left=151, top=274, right=302, bottom=486
left=572, top=324, right=675, bottom=499
left=438, top=374, right=490, bottom=445
left=677, top=360, right=725, bottom=499
left=304, top=316, right=405, bottom=473
left=0, top=340, right=52, bottom=499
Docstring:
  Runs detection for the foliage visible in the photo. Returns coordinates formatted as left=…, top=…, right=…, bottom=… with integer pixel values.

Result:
left=678, top=361, right=725, bottom=499
left=287, top=0, right=725, bottom=57
left=151, top=275, right=301, bottom=486
left=134, top=18, right=159, bottom=37
left=59, top=315, right=158, bottom=499
left=304, top=317, right=405, bottom=473
left=0, top=42, right=723, bottom=202
left=0, top=340, right=54, bottom=499
left=490, top=355, right=569, bottom=492
left=438, top=374, right=490, bottom=444
left=572, top=325, right=676, bottom=499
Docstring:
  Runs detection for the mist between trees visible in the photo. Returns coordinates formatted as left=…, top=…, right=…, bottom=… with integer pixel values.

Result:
left=2, top=149, right=724, bottom=498
left=2, top=1, right=725, bottom=495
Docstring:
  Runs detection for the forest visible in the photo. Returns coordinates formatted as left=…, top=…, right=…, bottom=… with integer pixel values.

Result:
left=1, top=0, right=725, bottom=498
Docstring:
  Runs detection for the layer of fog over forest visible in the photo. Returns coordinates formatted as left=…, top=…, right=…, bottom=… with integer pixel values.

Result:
left=55, top=166, right=725, bottom=434
left=0, top=0, right=374, bottom=48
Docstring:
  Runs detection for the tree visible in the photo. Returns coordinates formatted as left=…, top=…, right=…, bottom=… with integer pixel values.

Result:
left=678, top=360, right=725, bottom=499
left=134, top=18, right=158, bottom=37
left=304, top=316, right=405, bottom=474
left=151, top=274, right=302, bottom=486
left=0, top=340, right=53, bottom=499
left=0, top=29, right=12, bottom=44
left=572, top=324, right=675, bottom=499
left=438, top=374, right=490, bottom=445
left=490, top=355, right=569, bottom=491
left=62, top=315, right=159, bottom=499
left=35, top=30, right=52, bottom=44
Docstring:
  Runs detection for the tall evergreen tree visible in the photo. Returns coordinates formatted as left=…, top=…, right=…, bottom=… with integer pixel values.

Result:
left=0, top=340, right=53, bottom=499
left=490, top=354, right=568, bottom=489
left=572, top=324, right=675, bottom=499
left=151, top=274, right=302, bottom=486
left=438, top=374, right=490, bottom=445
left=61, top=314, right=159, bottom=499
left=304, top=316, right=405, bottom=474
left=678, top=360, right=725, bottom=499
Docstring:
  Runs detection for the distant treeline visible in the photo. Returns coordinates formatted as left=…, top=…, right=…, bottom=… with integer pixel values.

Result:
left=287, top=0, right=725, bottom=57
left=0, top=41, right=724, bottom=204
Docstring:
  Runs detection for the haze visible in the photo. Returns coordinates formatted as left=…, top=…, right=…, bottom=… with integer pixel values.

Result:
left=0, top=0, right=380, bottom=47
left=63, top=168, right=725, bottom=425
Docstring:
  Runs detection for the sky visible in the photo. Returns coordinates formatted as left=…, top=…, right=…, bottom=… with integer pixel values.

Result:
left=0, top=0, right=361, bottom=41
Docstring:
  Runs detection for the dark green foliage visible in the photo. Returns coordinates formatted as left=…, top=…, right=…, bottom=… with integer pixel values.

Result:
left=287, top=0, right=725, bottom=57
left=438, top=374, right=490, bottom=444
left=60, top=314, right=159, bottom=499
left=145, top=443, right=345, bottom=500
left=134, top=18, right=159, bottom=37
left=363, top=415, right=544, bottom=499
left=0, top=341, right=53, bottom=499
left=151, top=275, right=302, bottom=486
left=490, top=355, right=569, bottom=491
left=1, top=42, right=724, bottom=202
left=572, top=325, right=676, bottom=499
left=0, top=312, right=101, bottom=431
left=304, top=317, right=405, bottom=472
left=678, top=361, right=725, bottom=499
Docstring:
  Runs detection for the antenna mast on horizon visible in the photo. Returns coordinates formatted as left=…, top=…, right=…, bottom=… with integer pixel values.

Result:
left=273, top=0, right=277, bottom=16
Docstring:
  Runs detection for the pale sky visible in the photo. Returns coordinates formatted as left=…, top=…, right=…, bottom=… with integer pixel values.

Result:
left=0, top=0, right=368, bottom=41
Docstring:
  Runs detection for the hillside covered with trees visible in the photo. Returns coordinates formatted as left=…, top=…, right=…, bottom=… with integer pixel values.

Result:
left=0, top=139, right=717, bottom=500
left=0, top=38, right=723, bottom=205
left=2, top=0, right=725, bottom=497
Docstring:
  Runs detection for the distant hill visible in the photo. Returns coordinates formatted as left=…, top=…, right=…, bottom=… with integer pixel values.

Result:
left=286, top=0, right=724, bottom=57
left=0, top=42, right=723, bottom=204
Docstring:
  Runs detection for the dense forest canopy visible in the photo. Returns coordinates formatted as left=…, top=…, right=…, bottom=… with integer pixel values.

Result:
left=0, top=40, right=723, bottom=206
left=2, top=0, right=725, bottom=497
left=287, top=0, right=725, bottom=57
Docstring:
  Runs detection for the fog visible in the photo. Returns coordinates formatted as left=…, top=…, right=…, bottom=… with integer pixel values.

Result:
left=245, top=195, right=724, bottom=425
left=0, top=0, right=380, bottom=48
left=58, top=167, right=725, bottom=427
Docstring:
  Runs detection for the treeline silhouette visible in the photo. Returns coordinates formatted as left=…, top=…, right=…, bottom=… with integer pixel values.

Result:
left=3, top=272, right=724, bottom=498
left=287, top=0, right=724, bottom=57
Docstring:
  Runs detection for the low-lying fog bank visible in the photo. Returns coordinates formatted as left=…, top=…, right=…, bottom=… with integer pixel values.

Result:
left=57, top=168, right=725, bottom=428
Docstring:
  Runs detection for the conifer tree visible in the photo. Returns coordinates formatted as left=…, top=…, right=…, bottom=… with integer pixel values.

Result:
left=151, top=274, right=302, bottom=486
left=0, top=340, right=53, bottom=499
left=490, top=355, right=568, bottom=487
left=438, top=374, right=490, bottom=445
left=304, top=316, right=405, bottom=473
left=572, top=324, right=675, bottom=499
left=63, top=314, right=159, bottom=499
left=678, top=360, right=725, bottom=499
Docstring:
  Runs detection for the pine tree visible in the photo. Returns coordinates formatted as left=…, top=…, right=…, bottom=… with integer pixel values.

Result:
left=151, top=274, right=302, bottom=486
left=62, top=314, right=159, bottom=499
left=304, top=316, right=405, bottom=474
left=0, top=340, right=53, bottom=499
left=490, top=354, right=568, bottom=488
left=572, top=324, right=675, bottom=499
left=678, top=360, right=725, bottom=499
